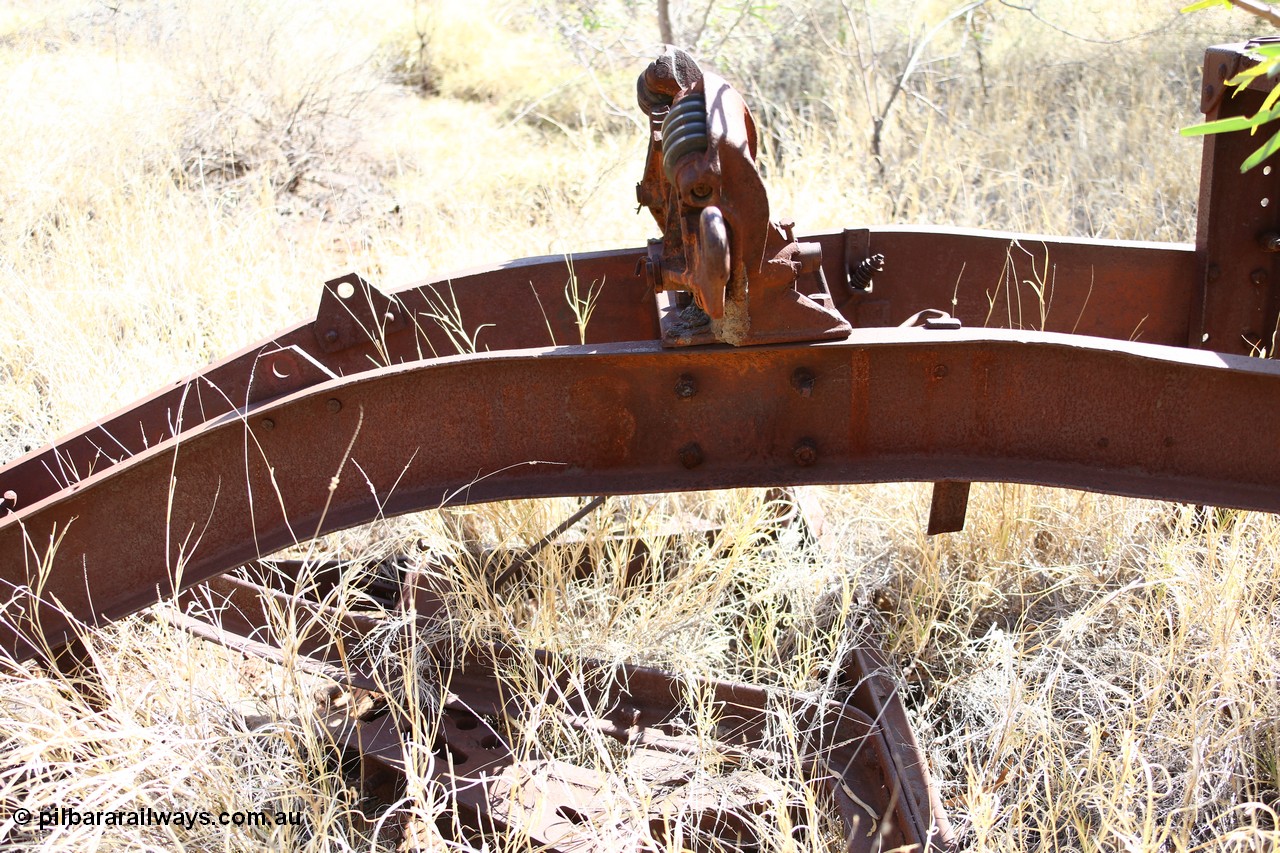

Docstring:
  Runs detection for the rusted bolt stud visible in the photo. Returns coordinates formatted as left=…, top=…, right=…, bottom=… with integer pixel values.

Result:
left=324, top=329, right=340, bottom=345
left=326, top=398, right=343, bottom=413
left=675, top=374, right=697, bottom=399
left=791, top=367, right=815, bottom=397
left=678, top=442, right=704, bottom=469
left=793, top=438, right=818, bottom=467
left=1251, top=268, right=1269, bottom=286
left=1260, top=232, right=1280, bottom=253
left=261, top=418, right=276, bottom=431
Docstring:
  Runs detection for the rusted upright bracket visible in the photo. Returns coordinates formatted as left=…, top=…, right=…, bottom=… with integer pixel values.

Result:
left=1192, top=41, right=1280, bottom=356
left=636, top=50, right=852, bottom=347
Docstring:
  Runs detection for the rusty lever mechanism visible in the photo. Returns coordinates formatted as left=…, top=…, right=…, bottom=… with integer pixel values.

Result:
left=636, top=50, right=852, bottom=347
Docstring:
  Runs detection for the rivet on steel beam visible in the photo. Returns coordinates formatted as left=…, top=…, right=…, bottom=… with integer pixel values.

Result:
left=932, top=364, right=949, bottom=379
left=1, top=490, right=16, bottom=513
left=1251, top=268, right=1269, bottom=285
left=324, top=329, right=340, bottom=345
left=261, top=418, right=276, bottom=431
left=793, top=438, right=818, bottom=467
left=384, top=311, right=397, bottom=323
left=1259, top=232, right=1280, bottom=253
left=678, top=442, right=704, bottom=469
left=1207, top=263, right=1222, bottom=282
left=675, top=374, right=697, bottom=399
left=791, top=367, right=815, bottom=396
left=326, top=398, right=343, bottom=413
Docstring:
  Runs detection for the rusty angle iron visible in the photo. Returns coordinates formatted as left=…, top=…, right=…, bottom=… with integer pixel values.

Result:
left=0, top=43, right=1278, bottom=851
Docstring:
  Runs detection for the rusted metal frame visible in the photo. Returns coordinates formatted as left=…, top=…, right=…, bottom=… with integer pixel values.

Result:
left=789, top=488, right=955, bottom=843
left=0, top=232, right=1197, bottom=518
left=5, top=329, right=1280, bottom=663
left=1192, top=42, right=1280, bottom=357
left=0, top=249, right=655, bottom=515
left=170, top=534, right=946, bottom=847
left=835, top=227, right=1198, bottom=344
left=318, top=647, right=941, bottom=850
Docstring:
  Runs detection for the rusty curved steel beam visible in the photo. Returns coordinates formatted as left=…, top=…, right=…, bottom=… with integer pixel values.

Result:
left=2, top=326, right=1278, bottom=660
left=0, top=228, right=1196, bottom=518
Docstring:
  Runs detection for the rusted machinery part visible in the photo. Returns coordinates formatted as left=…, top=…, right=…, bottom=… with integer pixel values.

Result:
left=635, top=52, right=849, bottom=346
left=370, top=650, right=934, bottom=851
left=164, top=491, right=952, bottom=851
left=1194, top=43, right=1280, bottom=357
left=0, top=229, right=1197, bottom=518
left=5, top=327, right=1280, bottom=661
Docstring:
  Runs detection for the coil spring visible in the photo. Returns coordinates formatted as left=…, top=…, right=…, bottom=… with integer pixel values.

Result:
left=849, top=253, right=885, bottom=291
left=660, top=93, right=708, bottom=184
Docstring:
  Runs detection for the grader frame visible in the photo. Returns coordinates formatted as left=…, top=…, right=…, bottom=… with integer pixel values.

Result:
left=0, top=43, right=1277, bottom=851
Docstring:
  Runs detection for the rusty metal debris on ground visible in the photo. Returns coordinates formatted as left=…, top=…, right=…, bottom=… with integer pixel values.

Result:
left=0, top=42, right=1278, bottom=851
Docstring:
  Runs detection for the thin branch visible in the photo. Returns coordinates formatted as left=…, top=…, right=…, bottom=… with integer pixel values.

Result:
left=998, top=1, right=1183, bottom=43
left=1228, top=0, right=1280, bottom=27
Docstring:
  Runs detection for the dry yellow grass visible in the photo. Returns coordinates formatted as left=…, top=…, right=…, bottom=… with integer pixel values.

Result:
left=1, top=0, right=1279, bottom=850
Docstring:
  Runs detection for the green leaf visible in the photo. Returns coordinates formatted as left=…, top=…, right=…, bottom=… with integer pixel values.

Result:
left=1242, top=126, right=1280, bottom=171
left=1262, top=82, right=1280, bottom=114
left=1228, top=64, right=1273, bottom=87
left=1182, top=114, right=1268, bottom=136
left=1180, top=0, right=1231, bottom=10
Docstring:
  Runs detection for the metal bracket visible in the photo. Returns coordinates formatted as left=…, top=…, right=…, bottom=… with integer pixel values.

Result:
left=843, top=228, right=890, bottom=326
left=247, top=345, right=338, bottom=406
left=312, top=272, right=408, bottom=355
left=927, top=480, right=971, bottom=535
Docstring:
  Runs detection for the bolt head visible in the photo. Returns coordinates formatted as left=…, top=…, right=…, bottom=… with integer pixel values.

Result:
left=793, top=439, right=818, bottom=467
left=327, top=398, right=342, bottom=413
left=675, top=374, right=697, bottom=399
left=791, top=367, right=815, bottom=397
left=324, top=328, right=340, bottom=344
left=261, top=418, right=276, bottom=431
left=678, top=442, right=704, bottom=469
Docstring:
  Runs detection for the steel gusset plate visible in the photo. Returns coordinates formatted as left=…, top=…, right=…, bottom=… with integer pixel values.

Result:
left=4, top=327, right=1280, bottom=662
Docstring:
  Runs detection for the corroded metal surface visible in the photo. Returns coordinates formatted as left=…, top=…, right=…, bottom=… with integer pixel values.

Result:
left=172, top=494, right=951, bottom=851
left=0, top=232, right=1196, bottom=517
left=7, top=329, right=1280, bottom=661
left=636, top=50, right=852, bottom=346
